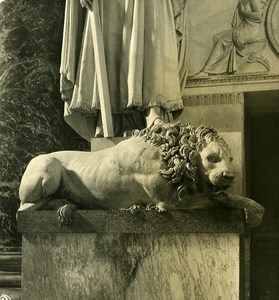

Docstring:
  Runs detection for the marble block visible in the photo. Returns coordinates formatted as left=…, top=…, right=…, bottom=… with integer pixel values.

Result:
left=18, top=209, right=244, bottom=300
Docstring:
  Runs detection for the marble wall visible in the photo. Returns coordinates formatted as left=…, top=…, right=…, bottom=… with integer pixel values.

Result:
left=0, top=0, right=88, bottom=250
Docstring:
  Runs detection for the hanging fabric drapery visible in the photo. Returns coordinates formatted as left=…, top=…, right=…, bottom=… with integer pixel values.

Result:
left=60, top=0, right=188, bottom=141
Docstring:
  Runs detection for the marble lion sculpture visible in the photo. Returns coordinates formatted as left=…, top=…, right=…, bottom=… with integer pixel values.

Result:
left=18, top=121, right=264, bottom=227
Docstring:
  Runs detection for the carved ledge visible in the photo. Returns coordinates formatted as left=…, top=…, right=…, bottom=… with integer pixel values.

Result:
left=184, top=73, right=279, bottom=96
left=186, top=72, right=279, bottom=87
left=183, top=92, right=244, bottom=106
left=17, top=209, right=245, bottom=234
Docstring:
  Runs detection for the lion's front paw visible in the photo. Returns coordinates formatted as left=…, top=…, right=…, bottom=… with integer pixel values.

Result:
left=120, top=204, right=145, bottom=214
left=155, top=202, right=168, bottom=212
left=244, top=205, right=265, bottom=228
left=57, top=204, right=77, bottom=227
left=145, top=202, right=168, bottom=212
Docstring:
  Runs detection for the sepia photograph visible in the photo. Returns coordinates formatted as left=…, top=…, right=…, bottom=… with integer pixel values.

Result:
left=0, top=0, right=278, bottom=299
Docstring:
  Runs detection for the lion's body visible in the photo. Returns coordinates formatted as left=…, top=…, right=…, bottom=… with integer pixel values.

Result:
left=19, top=137, right=182, bottom=211
left=18, top=122, right=264, bottom=227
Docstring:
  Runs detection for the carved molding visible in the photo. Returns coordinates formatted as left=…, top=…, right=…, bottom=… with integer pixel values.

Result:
left=183, top=93, right=244, bottom=106
left=186, top=72, right=279, bottom=87
left=267, top=0, right=279, bottom=55
left=236, top=40, right=271, bottom=71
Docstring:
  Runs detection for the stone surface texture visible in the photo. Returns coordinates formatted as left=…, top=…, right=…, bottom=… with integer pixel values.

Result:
left=20, top=210, right=242, bottom=300
left=22, top=233, right=240, bottom=300
left=0, top=0, right=88, bottom=250
left=17, top=209, right=245, bottom=234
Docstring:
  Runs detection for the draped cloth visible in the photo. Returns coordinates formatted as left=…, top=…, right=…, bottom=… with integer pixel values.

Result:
left=60, top=0, right=188, bottom=141
left=201, top=5, right=263, bottom=75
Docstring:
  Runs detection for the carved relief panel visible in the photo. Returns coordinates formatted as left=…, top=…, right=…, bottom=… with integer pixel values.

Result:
left=187, top=0, right=279, bottom=80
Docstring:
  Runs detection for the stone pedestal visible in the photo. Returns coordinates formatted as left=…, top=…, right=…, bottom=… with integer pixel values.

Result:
left=18, top=209, right=245, bottom=300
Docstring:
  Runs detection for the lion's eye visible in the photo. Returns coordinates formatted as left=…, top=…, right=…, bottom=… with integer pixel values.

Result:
left=229, top=157, right=233, bottom=162
left=207, top=155, right=220, bottom=163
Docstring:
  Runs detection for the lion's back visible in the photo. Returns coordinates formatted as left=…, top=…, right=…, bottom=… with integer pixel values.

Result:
left=46, top=137, right=166, bottom=207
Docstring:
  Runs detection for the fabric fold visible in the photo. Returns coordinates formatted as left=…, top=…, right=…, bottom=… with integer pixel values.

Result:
left=60, top=0, right=188, bottom=140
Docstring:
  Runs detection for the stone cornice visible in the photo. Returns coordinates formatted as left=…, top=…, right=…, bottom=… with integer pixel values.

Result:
left=183, top=93, right=244, bottom=106
left=186, top=72, right=279, bottom=87
left=184, top=73, right=279, bottom=96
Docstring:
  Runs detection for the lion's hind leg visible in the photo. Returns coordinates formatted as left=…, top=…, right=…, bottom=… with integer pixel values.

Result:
left=18, top=154, right=62, bottom=212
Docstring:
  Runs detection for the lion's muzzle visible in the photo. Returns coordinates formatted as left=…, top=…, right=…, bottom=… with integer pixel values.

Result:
left=210, top=171, right=235, bottom=189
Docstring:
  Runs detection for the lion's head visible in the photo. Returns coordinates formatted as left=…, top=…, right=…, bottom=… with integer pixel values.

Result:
left=133, top=121, right=235, bottom=199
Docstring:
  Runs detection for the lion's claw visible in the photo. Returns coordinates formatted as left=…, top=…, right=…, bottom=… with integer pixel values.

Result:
left=120, top=204, right=145, bottom=214
left=57, top=204, right=77, bottom=227
left=145, top=202, right=167, bottom=212
left=155, top=201, right=168, bottom=212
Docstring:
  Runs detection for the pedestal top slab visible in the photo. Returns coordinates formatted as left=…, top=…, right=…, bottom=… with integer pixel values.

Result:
left=17, top=209, right=245, bottom=234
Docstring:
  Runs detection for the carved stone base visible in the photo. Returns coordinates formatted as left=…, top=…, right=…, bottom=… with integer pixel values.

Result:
left=18, top=209, right=244, bottom=299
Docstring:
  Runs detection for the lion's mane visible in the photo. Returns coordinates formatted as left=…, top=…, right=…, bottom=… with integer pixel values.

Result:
left=133, top=121, right=229, bottom=200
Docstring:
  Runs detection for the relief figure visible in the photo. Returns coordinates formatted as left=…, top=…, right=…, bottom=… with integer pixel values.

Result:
left=195, top=0, right=265, bottom=77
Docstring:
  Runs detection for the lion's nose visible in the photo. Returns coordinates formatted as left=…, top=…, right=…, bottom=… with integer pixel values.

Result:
left=222, top=171, right=235, bottom=181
